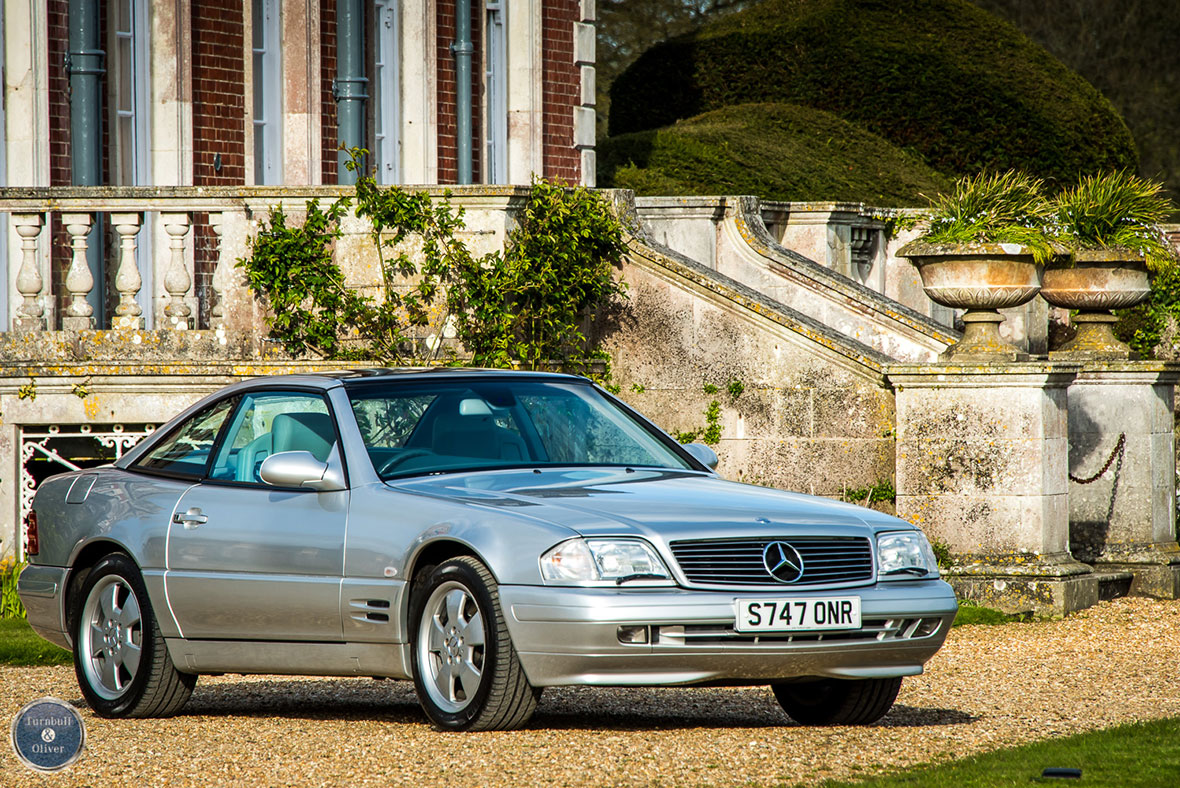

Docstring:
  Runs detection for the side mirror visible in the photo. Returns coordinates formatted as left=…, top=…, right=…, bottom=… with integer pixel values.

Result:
left=683, top=442, right=719, bottom=470
left=259, top=450, right=346, bottom=491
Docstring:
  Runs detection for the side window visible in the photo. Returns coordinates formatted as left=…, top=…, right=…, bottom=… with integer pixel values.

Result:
left=209, top=392, right=336, bottom=483
left=350, top=394, right=436, bottom=449
left=135, top=397, right=238, bottom=477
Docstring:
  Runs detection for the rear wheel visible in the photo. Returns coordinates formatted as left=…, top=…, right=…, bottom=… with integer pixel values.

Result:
left=410, top=556, right=539, bottom=731
left=772, top=677, right=902, bottom=725
left=73, top=553, right=195, bottom=718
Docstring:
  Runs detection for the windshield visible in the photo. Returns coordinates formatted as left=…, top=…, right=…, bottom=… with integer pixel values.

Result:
left=347, top=379, right=695, bottom=479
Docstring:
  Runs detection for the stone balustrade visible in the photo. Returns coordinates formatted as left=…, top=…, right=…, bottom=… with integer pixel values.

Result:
left=0, top=185, right=528, bottom=334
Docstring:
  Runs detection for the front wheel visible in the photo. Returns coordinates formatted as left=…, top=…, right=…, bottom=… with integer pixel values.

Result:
left=772, top=677, right=902, bottom=726
left=410, top=556, right=539, bottom=731
left=72, top=553, right=196, bottom=717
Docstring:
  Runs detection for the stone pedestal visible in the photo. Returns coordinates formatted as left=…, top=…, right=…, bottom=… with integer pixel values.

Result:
left=889, top=363, right=1096, bottom=616
left=1067, top=363, right=1180, bottom=598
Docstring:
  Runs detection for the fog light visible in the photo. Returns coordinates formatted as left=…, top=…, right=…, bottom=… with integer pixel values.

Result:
left=913, top=618, right=941, bottom=638
left=617, top=625, right=649, bottom=644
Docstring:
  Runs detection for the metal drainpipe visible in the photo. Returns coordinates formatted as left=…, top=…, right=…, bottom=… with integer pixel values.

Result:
left=335, top=0, right=368, bottom=185
left=67, top=0, right=105, bottom=321
left=452, top=0, right=473, bottom=184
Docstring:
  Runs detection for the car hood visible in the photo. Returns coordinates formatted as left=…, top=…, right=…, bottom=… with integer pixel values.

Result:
left=389, top=467, right=907, bottom=542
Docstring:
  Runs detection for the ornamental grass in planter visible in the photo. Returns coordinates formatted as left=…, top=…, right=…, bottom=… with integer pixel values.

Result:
left=1044, top=171, right=1179, bottom=358
left=898, top=171, right=1056, bottom=361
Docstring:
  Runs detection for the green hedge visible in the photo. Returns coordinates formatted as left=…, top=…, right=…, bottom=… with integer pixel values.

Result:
left=609, top=0, right=1137, bottom=186
left=599, top=102, right=951, bottom=205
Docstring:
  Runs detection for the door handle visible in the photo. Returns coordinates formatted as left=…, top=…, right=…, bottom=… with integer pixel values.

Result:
left=173, top=508, right=208, bottom=529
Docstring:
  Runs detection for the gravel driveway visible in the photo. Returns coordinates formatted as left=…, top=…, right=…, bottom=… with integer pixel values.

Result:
left=3, top=597, right=1179, bottom=787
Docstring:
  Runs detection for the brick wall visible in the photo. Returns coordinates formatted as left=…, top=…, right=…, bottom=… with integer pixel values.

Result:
left=436, top=1, right=482, bottom=183
left=542, top=0, right=580, bottom=183
left=192, top=0, right=246, bottom=185
left=48, top=0, right=70, bottom=324
left=192, top=0, right=246, bottom=327
left=321, top=2, right=338, bottom=184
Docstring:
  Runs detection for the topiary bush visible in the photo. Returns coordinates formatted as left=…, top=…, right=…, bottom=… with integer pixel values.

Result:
left=599, top=102, right=951, bottom=205
left=609, top=0, right=1137, bottom=187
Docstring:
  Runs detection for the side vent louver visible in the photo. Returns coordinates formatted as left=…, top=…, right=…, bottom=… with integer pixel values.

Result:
left=350, top=598, right=392, bottom=624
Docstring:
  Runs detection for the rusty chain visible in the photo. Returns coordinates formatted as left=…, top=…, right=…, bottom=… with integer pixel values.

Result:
left=1069, top=433, right=1126, bottom=485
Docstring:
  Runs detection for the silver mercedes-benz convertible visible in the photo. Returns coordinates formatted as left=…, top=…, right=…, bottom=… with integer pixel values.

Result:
left=19, top=369, right=956, bottom=731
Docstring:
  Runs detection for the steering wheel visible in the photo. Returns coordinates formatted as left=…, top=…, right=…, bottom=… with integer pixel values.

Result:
left=376, top=449, right=434, bottom=476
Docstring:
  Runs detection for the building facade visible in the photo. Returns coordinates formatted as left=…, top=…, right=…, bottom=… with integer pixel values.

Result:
left=1, top=0, right=597, bottom=329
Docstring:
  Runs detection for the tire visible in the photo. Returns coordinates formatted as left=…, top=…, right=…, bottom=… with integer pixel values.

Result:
left=772, top=677, right=902, bottom=726
left=72, top=553, right=196, bottom=718
left=410, top=556, right=539, bottom=731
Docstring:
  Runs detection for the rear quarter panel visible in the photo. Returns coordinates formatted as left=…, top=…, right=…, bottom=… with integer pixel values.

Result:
left=33, top=469, right=193, bottom=570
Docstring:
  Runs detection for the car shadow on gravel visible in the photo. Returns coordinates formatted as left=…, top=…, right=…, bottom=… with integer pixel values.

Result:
left=177, top=679, right=425, bottom=724
left=169, top=680, right=976, bottom=732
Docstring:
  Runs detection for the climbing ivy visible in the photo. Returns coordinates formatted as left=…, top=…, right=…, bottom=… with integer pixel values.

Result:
left=239, top=150, right=628, bottom=371
left=449, top=177, right=629, bottom=370
left=675, top=380, right=743, bottom=445
left=1115, top=265, right=1180, bottom=359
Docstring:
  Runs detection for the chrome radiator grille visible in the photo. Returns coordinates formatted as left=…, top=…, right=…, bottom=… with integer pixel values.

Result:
left=668, top=537, right=874, bottom=586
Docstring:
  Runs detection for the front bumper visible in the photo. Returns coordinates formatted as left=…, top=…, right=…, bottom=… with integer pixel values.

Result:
left=16, top=564, right=71, bottom=650
left=500, top=580, right=958, bottom=687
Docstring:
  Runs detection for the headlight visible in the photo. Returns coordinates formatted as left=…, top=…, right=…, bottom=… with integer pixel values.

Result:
left=540, top=538, right=672, bottom=585
left=877, top=531, right=939, bottom=578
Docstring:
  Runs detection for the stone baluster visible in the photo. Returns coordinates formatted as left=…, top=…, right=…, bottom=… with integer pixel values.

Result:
left=208, top=212, right=227, bottom=328
left=110, top=213, right=145, bottom=329
left=61, top=213, right=95, bottom=330
left=161, top=212, right=193, bottom=330
left=12, top=214, right=46, bottom=331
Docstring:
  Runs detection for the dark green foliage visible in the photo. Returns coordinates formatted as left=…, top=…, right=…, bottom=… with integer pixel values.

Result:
left=1054, top=170, right=1178, bottom=271
left=239, top=159, right=627, bottom=370
left=1115, top=266, right=1180, bottom=359
left=917, top=170, right=1058, bottom=264
left=596, top=1, right=757, bottom=138
left=674, top=381, right=743, bottom=444
left=1, top=559, right=24, bottom=619
left=928, top=538, right=952, bottom=570
left=841, top=479, right=896, bottom=505
left=449, top=180, right=628, bottom=370
left=599, top=103, right=951, bottom=205
left=609, top=0, right=1137, bottom=186
left=972, top=0, right=1180, bottom=210
left=240, top=200, right=375, bottom=360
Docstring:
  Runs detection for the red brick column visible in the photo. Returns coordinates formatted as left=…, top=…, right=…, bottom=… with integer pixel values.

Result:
left=542, top=1, right=580, bottom=184
left=322, top=2, right=338, bottom=184
left=192, top=0, right=246, bottom=326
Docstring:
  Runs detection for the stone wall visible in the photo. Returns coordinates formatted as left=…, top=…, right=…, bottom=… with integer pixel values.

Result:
left=635, top=196, right=957, bottom=364
left=608, top=234, right=897, bottom=497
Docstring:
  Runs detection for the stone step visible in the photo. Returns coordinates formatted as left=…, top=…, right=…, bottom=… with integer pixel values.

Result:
left=1093, top=571, right=1134, bottom=601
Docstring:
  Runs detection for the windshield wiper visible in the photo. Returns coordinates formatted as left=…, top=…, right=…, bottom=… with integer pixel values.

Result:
left=880, top=567, right=929, bottom=576
left=615, top=573, right=668, bottom=585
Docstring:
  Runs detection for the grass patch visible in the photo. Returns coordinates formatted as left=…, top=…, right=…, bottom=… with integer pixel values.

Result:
left=599, top=102, right=950, bottom=205
left=819, top=716, right=1180, bottom=787
left=0, top=617, right=72, bottom=667
left=951, top=601, right=1032, bottom=628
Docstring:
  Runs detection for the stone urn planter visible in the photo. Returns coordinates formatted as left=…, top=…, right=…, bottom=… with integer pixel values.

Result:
left=898, top=241, right=1044, bottom=361
left=1041, top=249, right=1151, bottom=359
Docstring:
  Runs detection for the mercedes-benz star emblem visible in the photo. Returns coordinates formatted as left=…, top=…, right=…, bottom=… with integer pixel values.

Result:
left=762, top=541, right=804, bottom=583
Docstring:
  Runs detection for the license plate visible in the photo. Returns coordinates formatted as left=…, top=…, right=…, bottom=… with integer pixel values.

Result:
left=734, top=597, right=862, bottom=632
